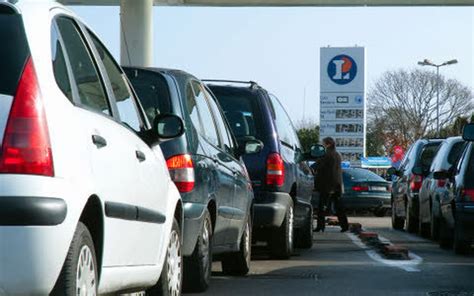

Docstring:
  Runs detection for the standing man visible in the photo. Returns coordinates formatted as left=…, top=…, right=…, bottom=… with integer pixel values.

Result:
left=314, top=137, right=349, bottom=232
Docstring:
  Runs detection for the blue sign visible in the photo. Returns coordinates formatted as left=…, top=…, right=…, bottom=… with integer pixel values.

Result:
left=361, top=157, right=392, bottom=168
left=327, top=54, right=358, bottom=85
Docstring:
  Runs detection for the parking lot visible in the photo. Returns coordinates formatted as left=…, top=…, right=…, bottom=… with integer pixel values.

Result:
left=197, top=216, right=474, bottom=296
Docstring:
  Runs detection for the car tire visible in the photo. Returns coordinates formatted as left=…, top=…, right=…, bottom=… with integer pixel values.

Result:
left=405, top=201, right=418, bottom=233
left=374, top=208, right=387, bottom=217
left=147, top=218, right=182, bottom=296
left=430, top=206, right=440, bottom=241
left=439, top=217, right=453, bottom=249
left=454, top=220, right=470, bottom=255
left=183, top=210, right=212, bottom=293
left=392, top=199, right=404, bottom=230
left=269, top=200, right=294, bottom=259
left=295, top=206, right=314, bottom=249
left=51, top=222, right=98, bottom=296
left=221, top=216, right=252, bottom=276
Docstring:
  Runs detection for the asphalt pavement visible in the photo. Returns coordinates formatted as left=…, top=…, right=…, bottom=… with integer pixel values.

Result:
left=189, top=217, right=474, bottom=296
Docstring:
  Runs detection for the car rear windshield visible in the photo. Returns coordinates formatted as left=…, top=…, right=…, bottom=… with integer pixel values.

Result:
left=448, top=141, right=466, bottom=165
left=0, top=13, right=30, bottom=96
left=343, top=168, right=386, bottom=183
left=210, top=86, right=263, bottom=141
left=124, top=69, right=171, bottom=124
left=419, top=142, right=441, bottom=170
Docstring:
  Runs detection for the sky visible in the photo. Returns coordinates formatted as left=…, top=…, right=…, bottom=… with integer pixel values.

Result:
left=71, top=5, right=474, bottom=126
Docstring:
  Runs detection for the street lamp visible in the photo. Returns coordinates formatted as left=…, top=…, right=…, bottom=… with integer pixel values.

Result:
left=417, top=58, right=458, bottom=137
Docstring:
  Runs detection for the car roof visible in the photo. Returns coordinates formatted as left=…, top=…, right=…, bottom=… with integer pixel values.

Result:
left=123, top=66, right=197, bottom=81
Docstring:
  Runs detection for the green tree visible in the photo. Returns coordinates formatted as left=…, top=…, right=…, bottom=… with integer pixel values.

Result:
left=296, top=120, right=319, bottom=152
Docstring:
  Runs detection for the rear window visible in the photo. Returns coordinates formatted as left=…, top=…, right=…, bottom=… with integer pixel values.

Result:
left=124, top=69, right=171, bottom=124
left=448, top=141, right=466, bottom=165
left=465, top=146, right=474, bottom=189
left=343, top=168, right=386, bottom=182
left=0, top=14, right=30, bottom=96
left=419, top=142, right=441, bottom=170
left=210, top=86, right=263, bottom=141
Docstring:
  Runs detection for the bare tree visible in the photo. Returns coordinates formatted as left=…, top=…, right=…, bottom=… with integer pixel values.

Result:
left=368, top=69, right=473, bottom=146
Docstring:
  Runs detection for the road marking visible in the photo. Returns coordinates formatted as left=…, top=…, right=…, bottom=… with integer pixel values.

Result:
left=346, top=232, right=423, bottom=272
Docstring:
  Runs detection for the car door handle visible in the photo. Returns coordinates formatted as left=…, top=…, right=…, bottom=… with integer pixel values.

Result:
left=92, top=134, right=107, bottom=148
left=212, top=157, right=218, bottom=163
left=135, top=150, right=146, bottom=162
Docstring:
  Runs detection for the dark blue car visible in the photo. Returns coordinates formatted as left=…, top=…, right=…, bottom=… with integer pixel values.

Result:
left=207, top=80, right=314, bottom=259
left=124, top=68, right=259, bottom=292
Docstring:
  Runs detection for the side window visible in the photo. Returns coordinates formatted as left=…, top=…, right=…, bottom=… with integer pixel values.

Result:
left=204, top=87, right=234, bottom=154
left=191, top=81, right=219, bottom=147
left=87, top=30, right=142, bottom=131
left=185, top=82, right=204, bottom=135
left=55, top=17, right=110, bottom=115
left=269, top=94, right=295, bottom=147
left=51, top=24, right=73, bottom=102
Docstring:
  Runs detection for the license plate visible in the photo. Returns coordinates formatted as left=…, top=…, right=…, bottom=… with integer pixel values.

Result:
left=370, top=186, right=386, bottom=191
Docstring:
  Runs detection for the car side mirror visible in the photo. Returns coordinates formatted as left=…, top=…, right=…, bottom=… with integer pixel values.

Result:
left=462, top=123, right=474, bottom=141
left=412, top=166, right=423, bottom=175
left=153, top=114, right=185, bottom=142
left=433, top=170, right=451, bottom=180
left=244, top=139, right=264, bottom=155
left=308, top=144, right=326, bottom=159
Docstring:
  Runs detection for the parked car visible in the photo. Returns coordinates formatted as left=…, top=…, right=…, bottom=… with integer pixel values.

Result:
left=206, top=80, right=314, bottom=258
left=418, top=137, right=466, bottom=239
left=389, top=139, right=442, bottom=232
left=0, top=2, right=186, bottom=295
left=438, top=124, right=474, bottom=254
left=124, top=68, right=258, bottom=292
left=342, top=168, right=391, bottom=216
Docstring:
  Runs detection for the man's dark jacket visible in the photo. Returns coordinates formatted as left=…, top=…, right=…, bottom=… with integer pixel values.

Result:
left=314, top=147, right=343, bottom=194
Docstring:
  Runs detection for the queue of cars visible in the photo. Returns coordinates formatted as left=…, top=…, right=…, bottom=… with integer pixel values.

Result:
left=0, top=1, right=318, bottom=295
left=388, top=125, right=474, bottom=255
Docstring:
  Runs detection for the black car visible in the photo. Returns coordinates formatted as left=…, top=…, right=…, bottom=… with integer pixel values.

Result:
left=389, top=139, right=443, bottom=232
left=438, top=124, right=474, bottom=254
left=342, top=168, right=391, bottom=216
left=124, top=68, right=260, bottom=292
left=418, top=137, right=466, bottom=239
left=207, top=80, right=314, bottom=259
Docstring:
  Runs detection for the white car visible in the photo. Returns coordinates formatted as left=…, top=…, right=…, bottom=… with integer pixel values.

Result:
left=0, top=1, right=184, bottom=295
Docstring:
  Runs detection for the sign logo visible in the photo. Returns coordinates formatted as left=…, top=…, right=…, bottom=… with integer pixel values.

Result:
left=328, top=54, right=357, bottom=85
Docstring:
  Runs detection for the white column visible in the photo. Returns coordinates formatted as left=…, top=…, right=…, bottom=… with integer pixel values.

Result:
left=120, top=0, right=153, bottom=67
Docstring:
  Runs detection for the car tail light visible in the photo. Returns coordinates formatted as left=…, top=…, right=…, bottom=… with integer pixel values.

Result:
left=437, top=179, right=447, bottom=188
left=461, top=189, right=474, bottom=202
left=166, top=154, right=195, bottom=193
left=352, top=185, right=369, bottom=192
left=0, top=57, right=53, bottom=176
left=266, top=153, right=284, bottom=186
left=410, top=174, right=423, bottom=191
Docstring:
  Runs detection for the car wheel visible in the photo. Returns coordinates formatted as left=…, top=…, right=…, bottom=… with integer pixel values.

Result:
left=221, top=216, right=252, bottom=276
left=147, top=218, right=182, bottom=296
left=405, top=201, right=418, bottom=233
left=183, top=210, right=212, bottom=293
left=439, top=217, right=453, bottom=249
left=392, top=199, right=404, bottom=230
left=454, top=220, right=470, bottom=255
left=430, top=206, right=440, bottom=241
left=295, top=207, right=314, bottom=249
left=374, top=208, right=387, bottom=217
left=51, top=222, right=98, bottom=296
left=269, top=200, right=294, bottom=259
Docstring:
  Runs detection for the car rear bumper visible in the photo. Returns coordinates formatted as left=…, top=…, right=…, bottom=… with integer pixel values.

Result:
left=342, top=194, right=391, bottom=211
left=0, top=176, right=85, bottom=295
left=182, top=201, right=206, bottom=256
left=253, top=191, right=291, bottom=228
